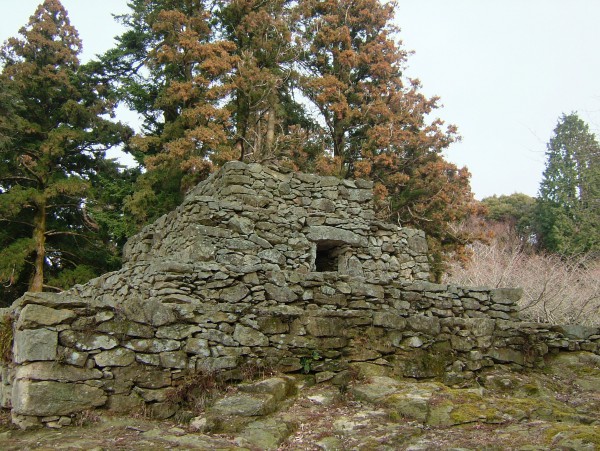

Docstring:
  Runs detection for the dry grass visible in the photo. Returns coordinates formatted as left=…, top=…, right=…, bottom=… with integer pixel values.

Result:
left=0, top=314, right=14, bottom=364
left=446, top=224, right=600, bottom=326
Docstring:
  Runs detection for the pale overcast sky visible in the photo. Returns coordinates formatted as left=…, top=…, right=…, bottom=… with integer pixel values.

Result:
left=2, top=0, right=600, bottom=199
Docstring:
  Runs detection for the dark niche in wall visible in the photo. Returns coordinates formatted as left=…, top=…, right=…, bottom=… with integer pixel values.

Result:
left=315, top=241, right=341, bottom=272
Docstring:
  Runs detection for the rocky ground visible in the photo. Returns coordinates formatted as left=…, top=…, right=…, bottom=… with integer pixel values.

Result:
left=1, top=352, right=599, bottom=450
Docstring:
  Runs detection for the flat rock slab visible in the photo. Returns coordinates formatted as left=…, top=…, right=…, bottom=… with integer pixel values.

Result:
left=210, top=393, right=278, bottom=417
left=237, top=377, right=295, bottom=401
left=16, top=304, right=76, bottom=329
left=236, top=418, right=292, bottom=450
left=350, top=376, right=403, bottom=402
left=12, top=380, right=107, bottom=417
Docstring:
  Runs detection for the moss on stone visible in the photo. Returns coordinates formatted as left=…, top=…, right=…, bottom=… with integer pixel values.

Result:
left=544, top=424, right=600, bottom=447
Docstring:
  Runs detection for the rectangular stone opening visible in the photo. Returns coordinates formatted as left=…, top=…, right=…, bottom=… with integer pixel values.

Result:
left=315, top=241, right=340, bottom=272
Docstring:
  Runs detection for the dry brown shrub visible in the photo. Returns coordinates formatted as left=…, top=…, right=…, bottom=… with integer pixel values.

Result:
left=445, top=223, right=600, bottom=326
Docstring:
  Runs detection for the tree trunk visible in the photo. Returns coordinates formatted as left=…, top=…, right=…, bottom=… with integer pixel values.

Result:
left=265, top=103, right=276, bottom=159
left=30, top=202, right=46, bottom=292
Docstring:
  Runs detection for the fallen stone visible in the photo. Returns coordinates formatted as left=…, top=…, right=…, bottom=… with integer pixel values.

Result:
left=210, top=393, right=278, bottom=417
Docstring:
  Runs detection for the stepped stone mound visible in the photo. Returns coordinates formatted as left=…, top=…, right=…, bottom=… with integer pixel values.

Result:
left=1, top=161, right=598, bottom=428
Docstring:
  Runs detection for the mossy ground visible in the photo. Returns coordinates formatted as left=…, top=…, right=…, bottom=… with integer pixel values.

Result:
left=0, top=351, right=599, bottom=450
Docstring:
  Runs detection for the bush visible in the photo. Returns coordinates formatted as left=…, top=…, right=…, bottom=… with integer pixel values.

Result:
left=445, top=223, right=600, bottom=326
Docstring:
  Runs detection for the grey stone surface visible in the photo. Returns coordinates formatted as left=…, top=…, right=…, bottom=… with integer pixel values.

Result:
left=14, top=329, right=58, bottom=364
left=210, top=393, right=278, bottom=417
left=12, top=380, right=107, bottom=416
left=2, top=161, right=598, bottom=427
left=16, top=304, right=76, bottom=329
left=233, top=325, right=269, bottom=347
left=14, top=362, right=102, bottom=382
left=94, top=348, right=136, bottom=367
left=59, top=330, right=118, bottom=352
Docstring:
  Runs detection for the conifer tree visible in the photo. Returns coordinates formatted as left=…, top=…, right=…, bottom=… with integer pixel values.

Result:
left=219, top=0, right=311, bottom=162
left=536, top=113, right=600, bottom=255
left=100, top=0, right=481, bottom=276
left=101, top=0, right=236, bottom=225
left=295, top=0, right=480, bottom=278
left=0, top=0, right=129, bottom=303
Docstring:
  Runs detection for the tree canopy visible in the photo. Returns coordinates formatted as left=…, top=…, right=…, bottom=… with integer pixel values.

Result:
left=1, top=0, right=486, bottom=301
left=536, top=113, right=600, bottom=256
left=99, top=0, right=480, bottom=279
left=0, top=0, right=130, bottom=305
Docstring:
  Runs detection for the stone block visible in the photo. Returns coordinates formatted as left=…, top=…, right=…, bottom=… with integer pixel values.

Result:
left=196, top=356, right=239, bottom=371
left=210, top=393, right=278, bottom=417
left=372, top=312, right=406, bottom=330
left=185, top=338, right=211, bottom=356
left=351, top=282, right=385, bottom=298
left=256, top=317, right=289, bottom=334
left=491, top=288, right=523, bottom=304
left=221, top=284, right=251, bottom=303
left=94, top=348, right=136, bottom=367
left=258, top=249, right=286, bottom=266
left=18, top=292, right=88, bottom=309
left=306, top=226, right=367, bottom=247
left=233, top=325, right=269, bottom=346
left=156, top=324, right=201, bottom=340
left=106, top=392, right=144, bottom=413
left=238, top=377, right=295, bottom=401
left=147, top=401, right=179, bottom=419
left=407, top=234, right=428, bottom=254
left=121, top=297, right=176, bottom=327
left=407, top=315, right=441, bottom=335
left=14, top=328, right=58, bottom=363
left=313, top=291, right=347, bottom=307
left=264, top=283, right=297, bottom=303
left=160, top=351, right=188, bottom=368
left=16, top=304, right=76, bottom=329
left=59, top=330, right=118, bottom=352
left=112, top=364, right=172, bottom=389
left=552, top=325, right=599, bottom=340
left=124, top=338, right=181, bottom=353
left=306, top=317, right=345, bottom=337
left=97, top=319, right=154, bottom=338
left=198, top=329, right=237, bottom=346
left=134, top=387, right=171, bottom=403
left=14, top=362, right=102, bottom=382
left=488, top=348, right=525, bottom=365
left=12, top=380, right=107, bottom=416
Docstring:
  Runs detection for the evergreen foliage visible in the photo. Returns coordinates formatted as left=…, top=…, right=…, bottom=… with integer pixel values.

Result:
left=481, top=193, right=536, bottom=243
left=536, top=113, right=600, bottom=256
left=1, top=0, right=494, bottom=301
left=99, top=0, right=481, bottom=278
left=0, top=0, right=130, bottom=305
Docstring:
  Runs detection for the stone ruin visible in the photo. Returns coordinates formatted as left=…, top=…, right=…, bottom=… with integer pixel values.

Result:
left=1, top=161, right=599, bottom=428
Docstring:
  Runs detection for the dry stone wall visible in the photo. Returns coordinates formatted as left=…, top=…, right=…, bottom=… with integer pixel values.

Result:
left=1, top=161, right=599, bottom=428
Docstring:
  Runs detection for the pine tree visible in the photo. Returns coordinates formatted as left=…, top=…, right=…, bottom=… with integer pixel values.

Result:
left=219, top=0, right=300, bottom=162
left=0, top=0, right=129, bottom=304
left=101, top=0, right=237, bottom=226
left=100, top=0, right=482, bottom=276
left=295, top=0, right=479, bottom=279
left=536, top=113, right=600, bottom=255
